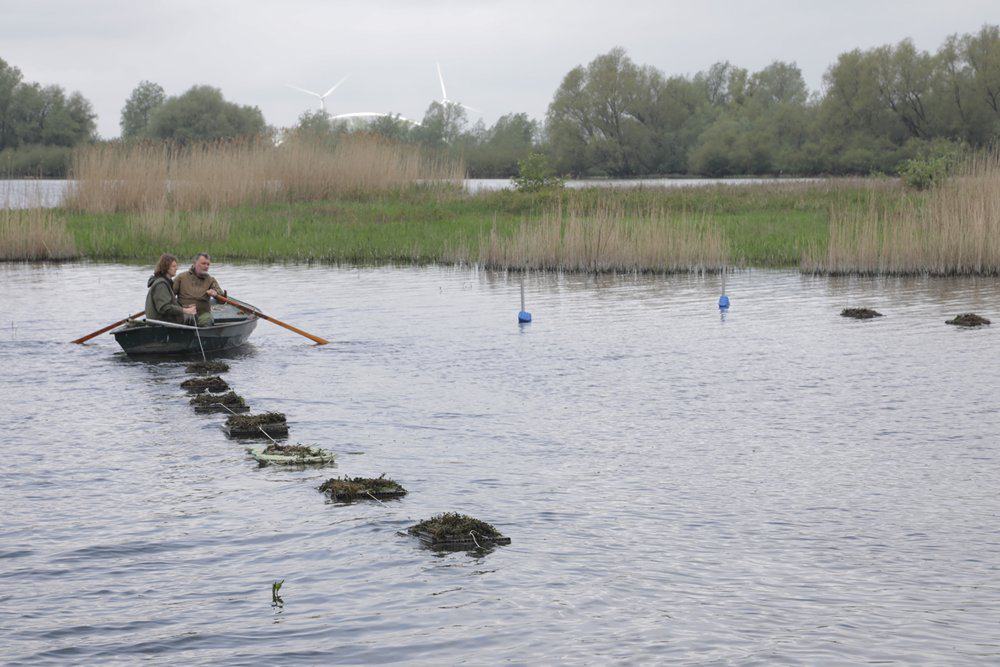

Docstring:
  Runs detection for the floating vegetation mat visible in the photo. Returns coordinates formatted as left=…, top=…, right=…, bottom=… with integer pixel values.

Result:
left=841, top=308, right=883, bottom=319
left=180, top=376, right=229, bottom=393
left=185, top=360, right=230, bottom=374
left=946, top=313, right=991, bottom=327
left=190, top=391, right=248, bottom=413
left=223, top=412, right=288, bottom=438
left=319, top=475, right=407, bottom=502
left=247, top=443, right=335, bottom=465
left=407, top=513, right=511, bottom=548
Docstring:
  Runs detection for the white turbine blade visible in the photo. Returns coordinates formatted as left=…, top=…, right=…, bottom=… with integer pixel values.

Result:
left=286, top=84, right=321, bottom=98
left=322, top=75, right=350, bottom=99
left=330, top=112, right=389, bottom=119
left=436, top=62, right=448, bottom=101
left=459, top=103, right=481, bottom=114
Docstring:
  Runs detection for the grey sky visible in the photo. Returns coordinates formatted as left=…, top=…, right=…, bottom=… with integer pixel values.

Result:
left=1, top=0, right=996, bottom=138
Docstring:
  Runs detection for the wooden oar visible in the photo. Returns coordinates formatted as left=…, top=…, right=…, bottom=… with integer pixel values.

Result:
left=71, top=310, right=145, bottom=344
left=215, top=294, right=329, bottom=345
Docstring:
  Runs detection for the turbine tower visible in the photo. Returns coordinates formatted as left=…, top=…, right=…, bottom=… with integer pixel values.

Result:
left=436, top=63, right=481, bottom=114
left=286, top=75, right=350, bottom=113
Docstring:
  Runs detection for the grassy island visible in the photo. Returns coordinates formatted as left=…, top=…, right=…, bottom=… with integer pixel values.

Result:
left=2, top=140, right=999, bottom=276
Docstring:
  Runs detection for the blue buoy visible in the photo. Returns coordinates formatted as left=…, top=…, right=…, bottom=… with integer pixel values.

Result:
left=518, top=277, right=532, bottom=323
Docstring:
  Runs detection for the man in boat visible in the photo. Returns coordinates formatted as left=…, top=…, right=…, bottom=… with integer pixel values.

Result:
left=173, top=252, right=226, bottom=326
left=146, top=253, right=196, bottom=324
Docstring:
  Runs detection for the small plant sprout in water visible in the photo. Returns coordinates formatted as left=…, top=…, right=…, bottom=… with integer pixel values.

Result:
left=271, top=579, right=284, bottom=607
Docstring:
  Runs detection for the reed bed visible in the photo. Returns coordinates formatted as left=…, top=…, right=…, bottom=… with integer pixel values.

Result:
left=0, top=207, right=77, bottom=260
left=64, top=136, right=465, bottom=213
left=473, top=199, right=728, bottom=272
left=805, top=152, right=1000, bottom=275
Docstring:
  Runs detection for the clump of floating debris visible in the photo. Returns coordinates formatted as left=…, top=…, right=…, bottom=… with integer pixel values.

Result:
left=189, top=391, right=248, bottom=413
left=185, top=360, right=230, bottom=374
left=841, top=308, right=883, bottom=319
left=407, top=513, right=510, bottom=548
left=946, top=313, right=991, bottom=327
left=180, top=376, right=229, bottom=393
left=319, top=475, right=407, bottom=502
left=224, top=412, right=288, bottom=438
left=246, top=442, right=335, bottom=465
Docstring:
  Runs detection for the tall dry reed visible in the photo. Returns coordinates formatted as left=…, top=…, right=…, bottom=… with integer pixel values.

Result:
left=805, top=151, right=1000, bottom=275
left=475, top=199, right=728, bottom=272
left=64, top=136, right=465, bottom=213
left=0, top=208, right=78, bottom=260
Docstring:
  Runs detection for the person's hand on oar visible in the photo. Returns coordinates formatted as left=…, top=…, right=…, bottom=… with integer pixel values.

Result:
left=214, top=294, right=329, bottom=345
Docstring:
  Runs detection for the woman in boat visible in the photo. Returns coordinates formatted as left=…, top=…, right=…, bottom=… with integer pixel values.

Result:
left=145, top=253, right=196, bottom=324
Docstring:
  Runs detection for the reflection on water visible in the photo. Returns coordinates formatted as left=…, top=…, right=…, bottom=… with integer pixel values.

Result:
left=1, top=263, right=999, bottom=664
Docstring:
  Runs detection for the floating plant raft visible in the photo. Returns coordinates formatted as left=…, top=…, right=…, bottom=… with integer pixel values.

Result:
left=223, top=412, right=288, bottom=438
left=841, top=308, right=883, bottom=319
left=180, top=376, right=229, bottom=393
left=185, top=360, right=230, bottom=374
left=190, top=391, right=249, bottom=413
left=946, top=313, right=991, bottom=327
left=247, top=443, right=335, bottom=465
left=407, top=513, right=511, bottom=548
left=319, top=475, right=407, bottom=502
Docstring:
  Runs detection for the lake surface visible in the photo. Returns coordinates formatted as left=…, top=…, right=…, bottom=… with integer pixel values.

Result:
left=1, top=177, right=818, bottom=208
left=2, top=263, right=999, bottom=664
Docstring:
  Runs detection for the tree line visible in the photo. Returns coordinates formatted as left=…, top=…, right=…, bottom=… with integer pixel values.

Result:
left=287, top=24, right=1000, bottom=178
left=3, top=24, right=999, bottom=178
left=0, top=58, right=96, bottom=176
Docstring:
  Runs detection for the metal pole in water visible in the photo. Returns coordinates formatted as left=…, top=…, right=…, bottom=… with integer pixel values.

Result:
left=517, top=272, right=532, bottom=323
left=718, top=267, right=730, bottom=310
left=190, top=314, right=208, bottom=362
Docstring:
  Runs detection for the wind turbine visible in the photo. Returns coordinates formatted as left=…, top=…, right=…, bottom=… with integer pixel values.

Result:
left=436, top=63, right=481, bottom=114
left=286, top=75, right=350, bottom=113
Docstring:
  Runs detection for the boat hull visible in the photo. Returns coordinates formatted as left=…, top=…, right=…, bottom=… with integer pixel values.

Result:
left=112, top=318, right=257, bottom=355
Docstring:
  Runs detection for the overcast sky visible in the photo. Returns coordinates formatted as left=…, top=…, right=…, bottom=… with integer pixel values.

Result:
left=1, top=0, right=996, bottom=138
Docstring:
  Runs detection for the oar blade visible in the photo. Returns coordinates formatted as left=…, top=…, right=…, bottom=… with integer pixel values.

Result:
left=71, top=310, right=145, bottom=344
left=217, top=295, right=329, bottom=345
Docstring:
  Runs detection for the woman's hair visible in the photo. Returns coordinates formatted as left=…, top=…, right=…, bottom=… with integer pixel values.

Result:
left=153, top=253, right=178, bottom=278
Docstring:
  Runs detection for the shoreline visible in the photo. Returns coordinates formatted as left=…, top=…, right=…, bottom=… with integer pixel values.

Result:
left=5, top=177, right=998, bottom=275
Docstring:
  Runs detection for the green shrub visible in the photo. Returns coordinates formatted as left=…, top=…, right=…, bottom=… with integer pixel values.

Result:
left=899, top=155, right=953, bottom=190
left=513, top=153, right=564, bottom=192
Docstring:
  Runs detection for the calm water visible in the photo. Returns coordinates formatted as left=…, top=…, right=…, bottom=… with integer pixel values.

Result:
left=2, top=263, right=999, bottom=664
left=1, top=180, right=69, bottom=209
left=0, top=177, right=819, bottom=208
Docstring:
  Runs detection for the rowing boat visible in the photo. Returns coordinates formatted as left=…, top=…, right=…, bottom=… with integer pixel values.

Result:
left=111, top=302, right=258, bottom=355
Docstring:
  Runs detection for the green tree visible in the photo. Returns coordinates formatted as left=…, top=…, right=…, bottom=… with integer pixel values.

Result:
left=0, top=57, right=24, bottom=150
left=365, top=114, right=416, bottom=142
left=466, top=112, right=537, bottom=176
left=546, top=47, right=666, bottom=176
left=415, top=101, right=467, bottom=148
left=120, top=80, right=165, bottom=139
left=963, top=25, right=1000, bottom=119
left=146, top=85, right=266, bottom=143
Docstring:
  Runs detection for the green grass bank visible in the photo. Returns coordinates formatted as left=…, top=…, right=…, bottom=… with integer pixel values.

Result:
left=49, top=180, right=910, bottom=270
